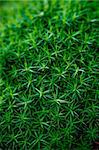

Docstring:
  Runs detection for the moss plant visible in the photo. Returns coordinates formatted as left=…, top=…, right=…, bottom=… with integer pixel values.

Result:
left=0, top=0, right=99, bottom=150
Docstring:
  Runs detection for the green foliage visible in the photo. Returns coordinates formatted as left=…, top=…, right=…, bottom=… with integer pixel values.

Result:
left=0, top=0, right=99, bottom=149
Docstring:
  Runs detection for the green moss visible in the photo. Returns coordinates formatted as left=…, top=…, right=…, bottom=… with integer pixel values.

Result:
left=0, top=0, right=99, bottom=149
